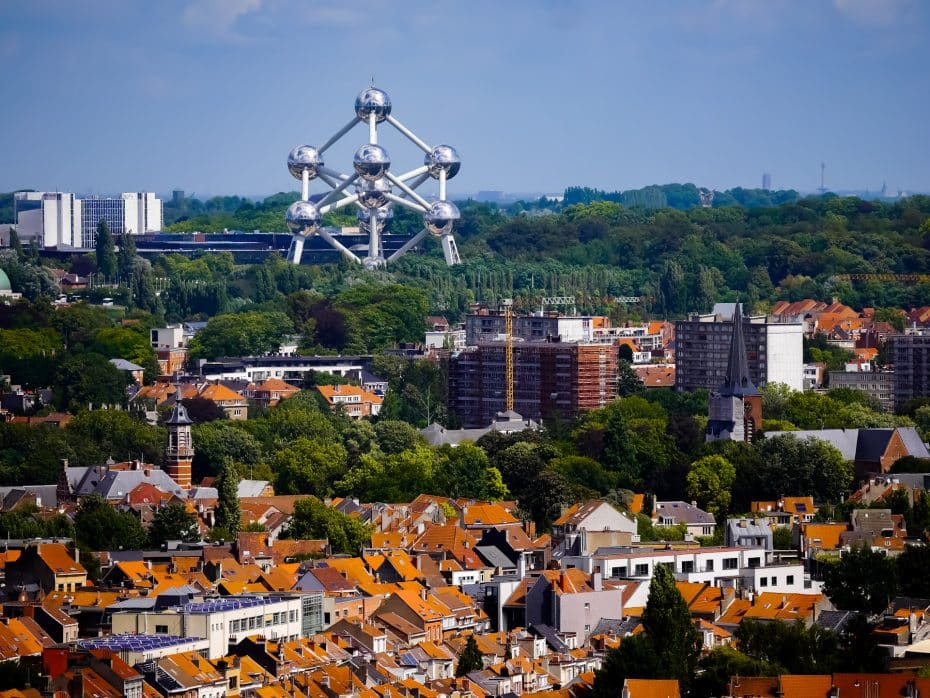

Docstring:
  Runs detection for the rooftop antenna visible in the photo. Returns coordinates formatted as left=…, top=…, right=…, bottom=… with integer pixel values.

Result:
left=818, top=162, right=827, bottom=195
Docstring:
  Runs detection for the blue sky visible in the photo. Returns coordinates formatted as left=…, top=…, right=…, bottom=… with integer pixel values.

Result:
left=1, top=0, right=928, bottom=198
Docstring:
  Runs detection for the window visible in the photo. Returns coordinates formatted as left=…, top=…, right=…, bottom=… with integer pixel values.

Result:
left=681, top=561, right=694, bottom=573
left=748, top=557, right=761, bottom=568
left=155, top=624, right=168, bottom=634
left=770, top=577, right=777, bottom=585
left=635, top=564, right=649, bottom=576
left=787, top=575, right=795, bottom=585
left=760, top=578, right=768, bottom=587
left=705, top=560, right=714, bottom=571
left=584, top=602, right=590, bottom=610
left=723, top=558, right=738, bottom=570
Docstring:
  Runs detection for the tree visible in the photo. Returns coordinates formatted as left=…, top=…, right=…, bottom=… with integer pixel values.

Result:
left=617, top=360, right=642, bottom=397
left=270, top=437, right=347, bottom=496
left=822, top=544, right=898, bottom=614
left=214, top=460, right=241, bottom=537
left=455, top=635, right=484, bottom=677
left=74, top=494, right=148, bottom=551
left=188, top=311, right=294, bottom=360
left=94, top=219, right=117, bottom=279
left=897, top=545, right=930, bottom=597
left=692, top=647, right=776, bottom=698
left=642, top=565, right=701, bottom=686
left=734, top=618, right=841, bottom=674
left=287, top=497, right=371, bottom=554
left=437, top=443, right=509, bottom=500
left=117, top=231, right=137, bottom=280
left=594, top=565, right=700, bottom=695
left=374, top=420, right=425, bottom=455
left=761, top=382, right=793, bottom=421
left=686, top=455, right=735, bottom=517
left=65, top=409, right=165, bottom=468
left=54, top=353, right=129, bottom=412
left=149, top=503, right=200, bottom=546
left=191, top=422, right=262, bottom=480
left=180, top=397, right=226, bottom=424
left=753, top=435, right=853, bottom=503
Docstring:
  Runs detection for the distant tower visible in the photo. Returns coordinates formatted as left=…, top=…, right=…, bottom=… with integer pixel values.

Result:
left=706, top=302, right=763, bottom=443
left=818, top=162, right=827, bottom=195
left=699, top=188, right=714, bottom=208
left=762, top=173, right=772, bottom=191
left=165, top=389, right=194, bottom=489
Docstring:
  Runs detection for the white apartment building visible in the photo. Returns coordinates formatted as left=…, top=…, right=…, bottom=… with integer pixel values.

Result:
left=11, top=191, right=162, bottom=249
left=766, top=321, right=805, bottom=391
left=111, top=595, right=304, bottom=660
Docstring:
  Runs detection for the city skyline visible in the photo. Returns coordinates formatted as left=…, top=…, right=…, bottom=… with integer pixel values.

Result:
left=1, top=0, right=929, bottom=197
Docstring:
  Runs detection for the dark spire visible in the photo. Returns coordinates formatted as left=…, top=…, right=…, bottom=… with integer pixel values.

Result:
left=165, top=384, right=193, bottom=426
left=719, top=302, right=758, bottom=397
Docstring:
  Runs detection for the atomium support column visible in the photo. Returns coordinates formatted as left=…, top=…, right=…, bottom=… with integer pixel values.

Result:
left=283, top=86, right=463, bottom=267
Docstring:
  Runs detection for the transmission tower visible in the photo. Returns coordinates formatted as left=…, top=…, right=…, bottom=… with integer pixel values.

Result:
left=818, top=162, right=827, bottom=194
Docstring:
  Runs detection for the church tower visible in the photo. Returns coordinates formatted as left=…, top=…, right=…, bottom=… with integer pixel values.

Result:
left=165, top=389, right=194, bottom=489
left=706, top=302, right=763, bottom=442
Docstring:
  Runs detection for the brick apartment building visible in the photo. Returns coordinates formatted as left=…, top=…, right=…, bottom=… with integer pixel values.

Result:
left=448, top=341, right=617, bottom=428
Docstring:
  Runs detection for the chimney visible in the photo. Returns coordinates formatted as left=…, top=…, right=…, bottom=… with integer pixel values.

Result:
left=590, top=566, right=602, bottom=592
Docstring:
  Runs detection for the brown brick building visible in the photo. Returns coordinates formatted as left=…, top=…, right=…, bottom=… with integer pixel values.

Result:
left=448, top=342, right=617, bottom=427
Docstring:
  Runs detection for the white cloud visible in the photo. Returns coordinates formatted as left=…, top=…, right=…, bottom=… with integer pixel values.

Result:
left=182, top=0, right=264, bottom=38
left=833, top=0, right=907, bottom=25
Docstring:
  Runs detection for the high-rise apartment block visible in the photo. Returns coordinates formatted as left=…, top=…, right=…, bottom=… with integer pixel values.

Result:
left=892, top=331, right=930, bottom=410
left=448, top=340, right=617, bottom=428
left=675, top=304, right=803, bottom=393
left=11, top=191, right=163, bottom=249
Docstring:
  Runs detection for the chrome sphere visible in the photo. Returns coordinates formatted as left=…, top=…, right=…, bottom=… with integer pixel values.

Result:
left=353, top=144, right=391, bottom=182
left=357, top=206, right=394, bottom=231
left=355, top=87, right=392, bottom=122
left=355, top=179, right=391, bottom=208
left=285, top=200, right=321, bottom=237
left=287, top=145, right=323, bottom=180
left=424, top=200, right=460, bottom=237
left=424, top=145, right=461, bottom=180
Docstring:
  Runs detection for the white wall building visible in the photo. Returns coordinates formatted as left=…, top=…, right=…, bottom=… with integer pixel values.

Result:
left=11, top=191, right=162, bottom=250
left=765, top=321, right=805, bottom=391
left=111, top=595, right=304, bottom=660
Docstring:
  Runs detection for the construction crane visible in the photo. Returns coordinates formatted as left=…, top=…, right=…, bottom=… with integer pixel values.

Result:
left=835, top=274, right=930, bottom=283
left=502, top=298, right=514, bottom=412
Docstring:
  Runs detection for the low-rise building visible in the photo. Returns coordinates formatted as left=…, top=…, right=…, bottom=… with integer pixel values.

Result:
left=316, top=384, right=383, bottom=418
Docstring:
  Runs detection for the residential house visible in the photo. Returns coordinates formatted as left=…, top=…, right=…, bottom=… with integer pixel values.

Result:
left=655, top=501, right=716, bottom=538
left=316, top=384, right=383, bottom=418
left=524, top=568, right=623, bottom=643
left=552, top=500, right=638, bottom=557
left=5, top=542, right=87, bottom=593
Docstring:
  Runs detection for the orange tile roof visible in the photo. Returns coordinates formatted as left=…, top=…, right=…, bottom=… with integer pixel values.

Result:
left=462, top=504, right=519, bottom=526
left=38, top=543, right=86, bottom=576
left=800, top=523, right=846, bottom=551
left=624, top=678, right=680, bottom=698
left=199, top=383, right=246, bottom=402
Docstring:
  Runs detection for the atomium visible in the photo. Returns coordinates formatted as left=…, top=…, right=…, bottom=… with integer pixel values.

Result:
left=285, top=200, right=321, bottom=237
left=287, top=145, right=324, bottom=180
left=284, top=85, right=462, bottom=268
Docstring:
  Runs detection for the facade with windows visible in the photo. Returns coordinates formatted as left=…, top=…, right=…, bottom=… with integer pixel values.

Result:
left=111, top=595, right=304, bottom=660
left=9, top=191, right=162, bottom=250
left=675, top=308, right=803, bottom=392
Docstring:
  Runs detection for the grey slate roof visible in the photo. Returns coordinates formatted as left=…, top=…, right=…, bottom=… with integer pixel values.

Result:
left=474, top=545, right=516, bottom=569
left=69, top=465, right=184, bottom=500
left=236, top=480, right=269, bottom=498
left=764, top=428, right=930, bottom=463
left=591, top=617, right=639, bottom=637
left=420, top=412, right=539, bottom=447
left=0, top=485, right=58, bottom=510
left=109, top=358, right=144, bottom=372
left=529, top=623, right=570, bottom=653
left=816, top=610, right=854, bottom=632
left=656, top=501, right=715, bottom=525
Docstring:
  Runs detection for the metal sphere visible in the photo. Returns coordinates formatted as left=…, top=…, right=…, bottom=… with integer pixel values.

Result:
left=355, top=87, right=392, bottom=122
left=285, top=200, right=321, bottom=237
left=424, top=145, right=461, bottom=180
left=424, top=200, right=460, bottom=237
left=355, top=179, right=392, bottom=208
left=353, top=144, right=391, bottom=182
left=357, top=206, right=393, bottom=231
left=287, top=145, right=324, bottom=180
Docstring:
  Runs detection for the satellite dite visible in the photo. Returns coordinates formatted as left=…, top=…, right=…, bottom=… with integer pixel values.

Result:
left=285, top=86, right=462, bottom=269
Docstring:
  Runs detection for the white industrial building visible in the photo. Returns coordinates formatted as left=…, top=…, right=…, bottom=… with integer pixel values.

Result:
left=9, top=191, right=162, bottom=249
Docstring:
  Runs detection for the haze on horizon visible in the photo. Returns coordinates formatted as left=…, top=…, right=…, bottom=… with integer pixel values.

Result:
left=1, top=0, right=928, bottom=199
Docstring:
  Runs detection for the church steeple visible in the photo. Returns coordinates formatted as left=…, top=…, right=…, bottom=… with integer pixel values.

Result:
left=165, top=385, right=194, bottom=489
left=719, top=302, right=758, bottom=397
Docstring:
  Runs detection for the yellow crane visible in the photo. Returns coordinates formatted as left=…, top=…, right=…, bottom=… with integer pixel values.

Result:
left=835, top=273, right=930, bottom=283
left=502, top=298, right=514, bottom=412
